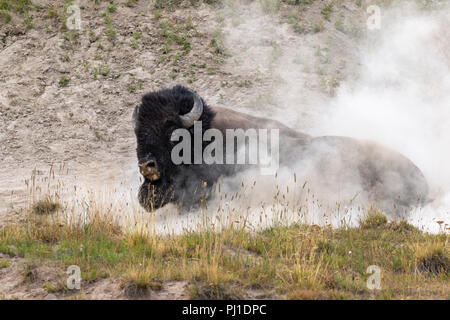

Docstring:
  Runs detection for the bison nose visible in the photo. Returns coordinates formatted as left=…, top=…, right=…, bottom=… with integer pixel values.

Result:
left=138, top=160, right=156, bottom=168
left=146, top=160, right=156, bottom=168
left=138, top=159, right=160, bottom=182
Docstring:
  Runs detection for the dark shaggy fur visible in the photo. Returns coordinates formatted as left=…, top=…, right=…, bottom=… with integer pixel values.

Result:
left=135, top=85, right=219, bottom=210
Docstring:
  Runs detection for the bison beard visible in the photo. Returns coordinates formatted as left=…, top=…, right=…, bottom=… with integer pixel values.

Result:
left=133, top=85, right=429, bottom=216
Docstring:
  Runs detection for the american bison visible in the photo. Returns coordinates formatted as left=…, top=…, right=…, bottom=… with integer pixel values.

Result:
left=132, top=85, right=429, bottom=215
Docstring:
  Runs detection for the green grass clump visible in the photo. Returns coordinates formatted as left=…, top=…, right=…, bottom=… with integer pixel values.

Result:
left=321, top=3, right=333, bottom=21
left=388, top=220, right=421, bottom=234
left=159, top=18, right=196, bottom=55
left=0, top=0, right=32, bottom=12
left=0, top=0, right=32, bottom=26
left=58, top=75, right=70, bottom=87
left=106, top=2, right=117, bottom=14
left=0, top=260, right=10, bottom=268
left=359, top=210, right=388, bottom=229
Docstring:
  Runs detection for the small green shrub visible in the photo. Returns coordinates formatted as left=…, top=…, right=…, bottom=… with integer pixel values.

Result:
left=359, top=210, right=388, bottom=229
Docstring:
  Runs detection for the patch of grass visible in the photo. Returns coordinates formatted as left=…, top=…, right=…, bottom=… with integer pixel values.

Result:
left=43, top=281, right=67, bottom=293
left=388, top=220, right=420, bottom=234
left=130, top=32, right=142, bottom=49
left=153, top=10, right=162, bottom=20
left=121, top=266, right=163, bottom=298
left=133, top=31, right=142, bottom=40
left=61, top=31, right=80, bottom=51
left=61, top=53, right=70, bottom=62
left=93, top=130, right=102, bottom=140
left=0, top=260, right=10, bottom=268
left=106, top=2, right=117, bottom=14
left=210, top=29, right=227, bottom=55
left=416, top=242, right=449, bottom=276
left=101, top=11, right=116, bottom=42
left=58, top=76, right=70, bottom=87
left=0, top=0, right=36, bottom=27
left=47, top=6, right=58, bottom=19
left=0, top=9, right=11, bottom=23
left=57, top=1, right=79, bottom=31
left=127, top=76, right=144, bottom=94
left=321, top=2, right=333, bottom=21
left=92, top=64, right=110, bottom=79
left=23, top=10, right=32, bottom=28
left=159, top=17, right=197, bottom=55
left=359, top=210, right=388, bottom=229
left=0, top=0, right=32, bottom=13
left=130, top=38, right=139, bottom=49
left=0, top=202, right=447, bottom=299
left=32, top=197, right=62, bottom=215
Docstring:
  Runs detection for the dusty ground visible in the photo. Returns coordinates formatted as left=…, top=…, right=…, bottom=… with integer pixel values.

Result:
left=0, top=0, right=447, bottom=299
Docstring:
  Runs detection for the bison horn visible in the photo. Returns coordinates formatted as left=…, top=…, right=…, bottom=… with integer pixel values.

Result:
left=132, top=105, right=139, bottom=131
left=179, top=91, right=203, bottom=128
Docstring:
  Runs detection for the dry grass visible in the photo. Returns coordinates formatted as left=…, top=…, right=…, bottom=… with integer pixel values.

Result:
left=359, top=210, right=388, bottom=229
left=0, top=200, right=448, bottom=299
left=31, top=197, right=61, bottom=215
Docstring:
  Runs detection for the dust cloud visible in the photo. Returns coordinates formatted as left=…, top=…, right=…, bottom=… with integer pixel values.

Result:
left=317, top=4, right=450, bottom=233
left=36, top=1, right=449, bottom=235
left=204, top=1, right=450, bottom=234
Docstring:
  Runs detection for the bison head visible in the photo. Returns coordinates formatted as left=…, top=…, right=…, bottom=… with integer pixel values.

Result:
left=132, top=85, right=215, bottom=209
